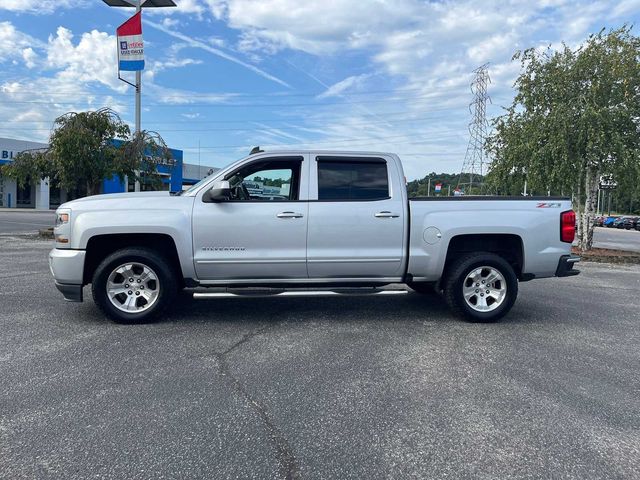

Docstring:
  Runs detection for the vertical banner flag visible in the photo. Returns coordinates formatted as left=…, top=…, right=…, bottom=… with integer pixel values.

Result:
left=117, top=12, right=144, bottom=71
left=435, top=183, right=442, bottom=193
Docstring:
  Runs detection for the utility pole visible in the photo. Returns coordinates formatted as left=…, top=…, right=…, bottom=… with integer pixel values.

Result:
left=457, top=64, right=491, bottom=195
left=427, top=176, right=431, bottom=196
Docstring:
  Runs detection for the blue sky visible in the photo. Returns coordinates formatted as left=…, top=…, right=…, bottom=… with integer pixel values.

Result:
left=1, top=0, right=638, bottom=179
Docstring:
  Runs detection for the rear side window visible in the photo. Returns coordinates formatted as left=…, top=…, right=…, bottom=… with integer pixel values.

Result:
left=317, top=158, right=389, bottom=201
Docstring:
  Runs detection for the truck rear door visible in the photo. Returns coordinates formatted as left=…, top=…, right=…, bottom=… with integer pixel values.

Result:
left=306, top=155, right=406, bottom=280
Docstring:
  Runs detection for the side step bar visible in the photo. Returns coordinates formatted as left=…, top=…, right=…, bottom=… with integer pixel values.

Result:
left=193, top=289, right=408, bottom=299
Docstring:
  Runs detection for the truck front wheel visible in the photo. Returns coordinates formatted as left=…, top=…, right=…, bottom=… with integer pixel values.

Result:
left=91, top=247, right=178, bottom=324
left=443, top=252, right=518, bottom=323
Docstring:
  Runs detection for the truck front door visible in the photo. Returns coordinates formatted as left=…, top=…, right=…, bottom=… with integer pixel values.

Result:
left=192, top=155, right=309, bottom=281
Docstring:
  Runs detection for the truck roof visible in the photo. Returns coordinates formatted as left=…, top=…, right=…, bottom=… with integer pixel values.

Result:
left=250, top=149, right=397, bottom=157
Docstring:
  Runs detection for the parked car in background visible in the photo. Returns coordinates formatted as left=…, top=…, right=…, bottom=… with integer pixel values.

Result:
left=612, top=217, right=626, bottom=228
left=613, top=216, right=637, bottom=229
left=604, top=216, right=618, bottom=227
left=594, top=215, right=606, bottom=226
left=621, top=216, right=639, bottom=230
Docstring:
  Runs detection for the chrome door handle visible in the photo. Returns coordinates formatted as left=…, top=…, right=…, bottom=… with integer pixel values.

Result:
left=277, top=211, right=304, bottom=218
left=374, top=211, right=399, bottom=218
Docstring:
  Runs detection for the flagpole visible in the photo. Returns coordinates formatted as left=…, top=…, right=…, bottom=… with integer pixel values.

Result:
left=134, top=0, right=142, bottom=192
left=105, top=0, right=175, bottom=192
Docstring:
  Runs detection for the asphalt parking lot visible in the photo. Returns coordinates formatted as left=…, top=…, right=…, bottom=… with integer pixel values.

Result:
left=1, top=234, right=639, bottom=479
left=593, top=226, right=640, bottom=252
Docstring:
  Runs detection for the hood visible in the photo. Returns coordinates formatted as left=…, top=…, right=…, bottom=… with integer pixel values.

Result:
left=61, top=191, right=171, bottom=209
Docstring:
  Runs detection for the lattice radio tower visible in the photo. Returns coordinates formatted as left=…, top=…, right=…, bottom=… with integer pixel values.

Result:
left=457, top=64, right=491, bottom=194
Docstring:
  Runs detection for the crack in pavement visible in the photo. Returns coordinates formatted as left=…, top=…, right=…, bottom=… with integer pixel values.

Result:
left=214, top=326, right=301, bottom=480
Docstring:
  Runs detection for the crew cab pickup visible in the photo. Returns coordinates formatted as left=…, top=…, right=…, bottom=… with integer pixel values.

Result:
left=49, top=150, right=580, bottom=324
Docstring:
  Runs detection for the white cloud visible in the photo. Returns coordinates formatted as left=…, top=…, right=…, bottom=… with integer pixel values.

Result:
left=0, top=22, right=42, bottom=64
left=317, top=74, right=370, bottom=99
left=161, top=17, right=180, bottom=28
left=21, top=47, right=37, bottom=68
left=141, top=15, right=291, bottom=87
left=147, top=0, right=205, bottom=17
left=0, top=0, right=77, bottom=14
left=204, top=0, right=422, bottom=55
left=46, top=26, right=124, bottom=92
left=610, top=0, right=640, bottom=17
left=144, top=53, right=202, bottom=82
left=467, top=33, right=518, bottom=63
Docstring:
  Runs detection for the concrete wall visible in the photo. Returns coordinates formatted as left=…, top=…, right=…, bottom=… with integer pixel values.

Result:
left=182, top=163, right=219, bottom=185
left=0, top=137, right=49, bottom=209
left=0, top=177, right=17, bottom=208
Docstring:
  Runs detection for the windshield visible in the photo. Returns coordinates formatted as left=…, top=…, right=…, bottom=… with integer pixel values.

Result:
left=179, top=156, right=245, bottom=195
left=180, top=175, right=213, bottom=195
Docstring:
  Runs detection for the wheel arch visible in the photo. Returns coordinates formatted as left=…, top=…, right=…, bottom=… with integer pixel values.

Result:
left=444, top=234, right=524, bottom=280
left=83, top=233, right=183, bottom=285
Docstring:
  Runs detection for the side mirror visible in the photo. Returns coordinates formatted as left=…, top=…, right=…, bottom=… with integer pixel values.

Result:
left=203, top=180, right=231, bottom=202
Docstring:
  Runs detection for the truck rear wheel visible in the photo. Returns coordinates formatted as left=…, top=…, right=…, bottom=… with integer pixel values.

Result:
left=91, top=247, right=178, bottom=324
left=443, top=252, right=518, bottom=322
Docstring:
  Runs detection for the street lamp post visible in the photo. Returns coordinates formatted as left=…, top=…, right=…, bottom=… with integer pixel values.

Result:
left=102, top=0, right=176, bottom=191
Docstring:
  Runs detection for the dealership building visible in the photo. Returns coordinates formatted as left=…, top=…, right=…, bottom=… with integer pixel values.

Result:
left=0, top=137, right=217, bottom=210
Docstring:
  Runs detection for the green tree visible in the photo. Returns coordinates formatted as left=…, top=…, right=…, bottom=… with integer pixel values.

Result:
left=486, top=27, right=640, bottom=251
left=2, top=108, right=174, bottom=196
left=406, top=172, right=483, bottom=197
left=3, top=149, right=53, bottom=189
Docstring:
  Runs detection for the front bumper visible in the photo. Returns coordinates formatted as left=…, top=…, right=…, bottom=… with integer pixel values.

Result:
left=49, top=248, right=86, bottom=302
left=555, top=254, right=581, bottom=277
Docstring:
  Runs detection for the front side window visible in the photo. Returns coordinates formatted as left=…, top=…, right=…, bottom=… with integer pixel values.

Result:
left=317, top=158, right=389, bottom=201
left=225, top=158, right=301, bottom=201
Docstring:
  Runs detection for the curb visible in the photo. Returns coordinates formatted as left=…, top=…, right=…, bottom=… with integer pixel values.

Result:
left=578, top=255, right=640, bottom=264
left=573, top=246, right=640, bottom=264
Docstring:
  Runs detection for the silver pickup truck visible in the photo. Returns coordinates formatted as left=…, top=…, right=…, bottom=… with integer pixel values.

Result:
left=49, top=150, right=580, bottom=324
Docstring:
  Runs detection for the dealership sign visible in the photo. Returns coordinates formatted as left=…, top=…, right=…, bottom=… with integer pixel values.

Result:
left=117, top=11, right=144, bottom=71
left=599, top=174, right=617, bottom=190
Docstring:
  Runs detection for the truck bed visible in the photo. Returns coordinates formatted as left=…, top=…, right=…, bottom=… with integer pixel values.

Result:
left=406, top=196, right=573, bottom=282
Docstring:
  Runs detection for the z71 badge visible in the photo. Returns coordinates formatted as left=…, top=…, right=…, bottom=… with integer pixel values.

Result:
left=536, top=202, right=562, bottom=208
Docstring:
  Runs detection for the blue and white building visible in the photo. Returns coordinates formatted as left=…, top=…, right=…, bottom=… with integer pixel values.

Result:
left=0, top=137, right=217, bottom=210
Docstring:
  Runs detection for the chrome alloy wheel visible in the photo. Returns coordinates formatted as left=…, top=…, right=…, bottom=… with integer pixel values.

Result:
left=462, top=266, right=507, bottom=312
left=106, top=262, right=160, bottom=313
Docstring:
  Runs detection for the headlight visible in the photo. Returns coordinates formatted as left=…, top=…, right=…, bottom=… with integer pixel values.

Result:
left=55, top=212, right=69, bottom=226
left=54, top=208, right=71, bottom=247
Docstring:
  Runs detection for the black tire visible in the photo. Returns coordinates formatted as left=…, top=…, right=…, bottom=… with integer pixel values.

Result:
left=443, top=252, right=518, bottom=323
left=92, top=247, right=178, bottom=324
left=406, top=281, right=437, bottom=295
